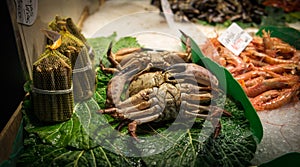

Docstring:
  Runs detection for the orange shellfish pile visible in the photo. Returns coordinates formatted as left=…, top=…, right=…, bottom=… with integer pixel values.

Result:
left=202, top=29, right=300, bottom=111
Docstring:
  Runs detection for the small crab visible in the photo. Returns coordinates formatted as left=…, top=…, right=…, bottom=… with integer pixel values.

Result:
left=98, top=37, right=231, bottom=140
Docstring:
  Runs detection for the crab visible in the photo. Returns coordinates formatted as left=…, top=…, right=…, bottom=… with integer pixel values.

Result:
left=97, top=38, right=231, bottom=140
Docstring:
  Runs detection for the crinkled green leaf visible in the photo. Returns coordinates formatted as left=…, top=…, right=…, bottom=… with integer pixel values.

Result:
left=111, top=36, right=142, bottom=53
left=138, top=97, right=256, bottom=167
left=17, top=133, right=137, bottom=167
left=24, top=98, right=104, bottom=150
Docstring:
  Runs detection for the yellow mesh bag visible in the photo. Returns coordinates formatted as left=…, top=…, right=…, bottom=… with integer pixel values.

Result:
left=48, top=16, right=95, bottom=102
left=32, top=48, right=74, bottom=122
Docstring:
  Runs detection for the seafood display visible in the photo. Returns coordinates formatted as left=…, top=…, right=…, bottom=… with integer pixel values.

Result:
left=151, top=0, right=266, bottom=24
left=262, top=0, right=300, bottom=12
left=97, top=39, right=231, bottom=140
left=203, top=29, right=300, bottom=111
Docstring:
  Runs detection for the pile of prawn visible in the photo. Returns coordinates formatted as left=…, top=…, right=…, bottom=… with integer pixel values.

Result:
left=202, top=29, right=300, bottom=111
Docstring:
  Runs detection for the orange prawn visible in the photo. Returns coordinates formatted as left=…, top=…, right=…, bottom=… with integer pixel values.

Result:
left=254, top=84, right=300, bottom=111
left=244, top=77, right=297, bottom=98
left=246, top=49, right=296, bottom=65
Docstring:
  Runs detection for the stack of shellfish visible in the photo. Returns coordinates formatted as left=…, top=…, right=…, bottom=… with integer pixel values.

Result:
left=202, top=29, right=300, bottom=111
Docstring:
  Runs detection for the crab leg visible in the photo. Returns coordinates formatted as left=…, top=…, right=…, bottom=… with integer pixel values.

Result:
left=100, top=42, right=122, bottom=73
left=180, top=97, right=231, bottom=139
left=180, top=102, right=209, bottom=118
left=100, top=88, right=155, bottom=115
left=98, top=101, right=162, bottom=120
left=99, top=100, right=152, bottom=116
left=181, top=92, right=212, bottom=102
left=122, top=86, right=172, bottom=119
left=119, top=88, right=155, bottom=108
left=181, top=100, right=232, bottom=117
left=179, top=83, right=212, bottom=93
left=166, top=63, right=219, bottom=87
left=125, top=104, right=162, bottom=119
left=119, top=55, right=149, bottom=70
left=179, top=31, right=192, bottom=62
left=100, top=43, right=143, bottom=73
left=105, top=69, right=139, bottom=107
left=128, top=113, right=161, bottom=140
left=114, top=47, right=142, bottom=62
left=180, top=101, right=224, bottom=138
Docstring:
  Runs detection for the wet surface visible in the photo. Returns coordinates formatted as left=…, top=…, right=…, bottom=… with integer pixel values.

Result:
left=251, top=101, right=300, bottom=165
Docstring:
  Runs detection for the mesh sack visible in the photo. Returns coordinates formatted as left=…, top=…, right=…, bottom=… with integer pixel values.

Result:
left=32, top=48, right=74, bottom=122
left=48, top=16, right=95, bottom=102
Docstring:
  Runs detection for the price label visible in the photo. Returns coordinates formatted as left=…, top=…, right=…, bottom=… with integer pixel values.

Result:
left=15, top=0, right=38, bottom=26
left=217, top=23, right=252, bottom=56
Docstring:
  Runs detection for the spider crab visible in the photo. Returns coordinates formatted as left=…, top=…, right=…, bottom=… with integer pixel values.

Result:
left=97, top=37, right=231, bottom=140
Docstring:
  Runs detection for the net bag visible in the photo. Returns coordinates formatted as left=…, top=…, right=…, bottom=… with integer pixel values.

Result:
left=32, top=48, right=74, bottom=122
left=48, top=16, right=95, bottom=102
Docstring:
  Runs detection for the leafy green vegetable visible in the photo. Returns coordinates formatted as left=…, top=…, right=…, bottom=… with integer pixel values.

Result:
left=17, top=34, right=259, bottom=166
left=111, top=36, right=142, bottom=53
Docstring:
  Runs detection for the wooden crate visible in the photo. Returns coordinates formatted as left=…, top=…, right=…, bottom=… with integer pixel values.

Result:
left=0, top=101, right=23, bottom=164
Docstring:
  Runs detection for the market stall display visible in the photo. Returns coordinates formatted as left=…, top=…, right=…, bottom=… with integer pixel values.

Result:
left=16, top=33, right=261, bottom=166
left=2, top=0, right=300, bottom=166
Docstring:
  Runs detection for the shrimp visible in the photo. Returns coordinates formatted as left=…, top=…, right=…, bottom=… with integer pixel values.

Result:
left=254, top=84, right=300, bottom=111
left=244, top=76, right=264, bottom=87
left=262, top=29, right=274, bottom=51
left=221, top=47, right=246, bottom=68
left=257, top=63, right=300, bottom=74
left=234, top=69, right=281, bottom=82
left=244, top=76, right=297, bottom=98
left=272, top=38, right=296, bottom=55
left=246, top=49, right=296, bottom=65
left=250, top=89, right=281, bottom=111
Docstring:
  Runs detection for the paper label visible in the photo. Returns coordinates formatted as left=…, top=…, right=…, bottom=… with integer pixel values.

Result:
left=217, top=23, right=252, bottom=56
left=15, top=0, right=38, bottom=26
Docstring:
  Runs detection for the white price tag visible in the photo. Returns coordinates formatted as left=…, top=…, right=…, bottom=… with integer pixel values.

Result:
left=217, top=23, right=252, bottom=56
left=15, top=0, right=38, bottom=26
